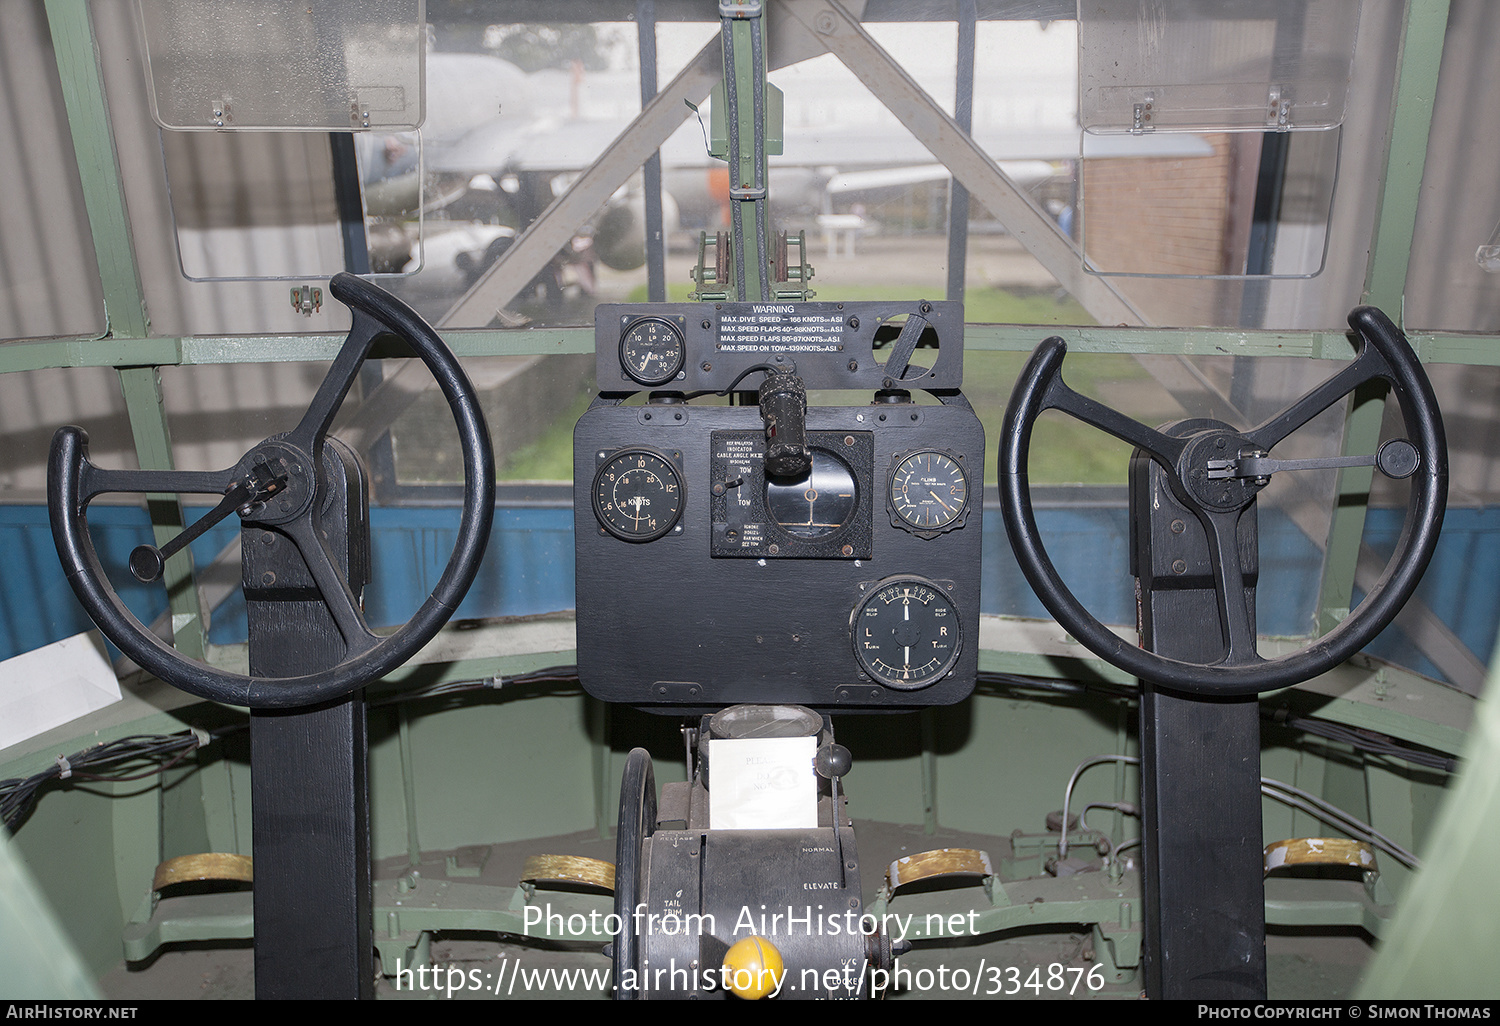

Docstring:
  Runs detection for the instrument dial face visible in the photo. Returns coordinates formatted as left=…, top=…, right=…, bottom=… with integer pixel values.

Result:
left=765, top=449, right=859, bottom=539
left=852, top=577, right=962, bottom=690
left=593, top=448, right=683, bottom=542
left=889, top=449, right=969, bottom=535
left=619, top=317, right=686, bottom=386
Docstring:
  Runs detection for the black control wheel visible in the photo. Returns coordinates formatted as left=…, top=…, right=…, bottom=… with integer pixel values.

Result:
left=998, top=306, right=1447, bottom=697
left=612, top=747, right=656, bottom=999
left=48, top=273, right=495, bottom=709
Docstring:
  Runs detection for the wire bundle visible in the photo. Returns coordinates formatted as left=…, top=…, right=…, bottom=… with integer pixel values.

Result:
left=1, top=729, right=231, bottom=834
left=1, top=664, right=1456, bottom=857
left=1266, top=706, right=1457, bottom=774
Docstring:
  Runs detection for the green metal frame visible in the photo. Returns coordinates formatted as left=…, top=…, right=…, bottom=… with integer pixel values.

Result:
left=7, top=1, right=1491, bottom=992
left=4, top=611, right=1445, bottom=985
left=1319, top=0, right=1452, bottom=634
left=44, top=0, right=203, bottom=658
left=18, top=0, right=1482, bottom=704
left=17, top=0, right=1482, bottom=696
left=10, top=323, right=1500, bottom=371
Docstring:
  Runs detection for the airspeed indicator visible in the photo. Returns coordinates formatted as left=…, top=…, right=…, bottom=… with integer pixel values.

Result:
left=593, top=448, right=683, bottom=542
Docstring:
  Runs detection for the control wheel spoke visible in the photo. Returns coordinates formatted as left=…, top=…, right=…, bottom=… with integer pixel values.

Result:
left=79, top=465, right=236, bottom=506
left=1244, top=340, right=1391, bottom=453
left=1045, top=376, right=1188, bottom=470
left=278, top=517, right=380, bottom=657
left=284, top=310, right=384, bottom=455
left=1200, top=508, right=1262, bottom=668
left=1003, top=337, right=1187, bottom=475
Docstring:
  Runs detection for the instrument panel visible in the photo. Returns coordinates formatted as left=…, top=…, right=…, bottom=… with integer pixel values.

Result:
left=595, top=300, right=964, bottom=392
left=574, top=301, right=983, bottom=711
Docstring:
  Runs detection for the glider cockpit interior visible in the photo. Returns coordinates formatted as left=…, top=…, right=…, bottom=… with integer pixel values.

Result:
left=3, top=0, right=1500, bottom=1004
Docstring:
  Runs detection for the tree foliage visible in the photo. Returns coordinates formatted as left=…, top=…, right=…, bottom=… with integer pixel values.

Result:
left=482, top=24, right=620, bottom=73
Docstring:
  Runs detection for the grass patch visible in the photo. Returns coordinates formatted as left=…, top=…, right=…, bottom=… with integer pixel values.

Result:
left=961, top=351, right=1155, bottom=485
left=498, top=389, right=595, bottom=481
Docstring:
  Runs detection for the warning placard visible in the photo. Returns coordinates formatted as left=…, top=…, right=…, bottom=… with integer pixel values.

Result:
left=717, top=306, right=844, bottom=353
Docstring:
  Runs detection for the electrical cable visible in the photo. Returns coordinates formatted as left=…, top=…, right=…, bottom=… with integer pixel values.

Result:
left=1056, top=753, right=1423, bottom=871
left=5, top=660, right=1446, bottom=871
left=1, top=726, right=240, bottom=835
left=1265, top=705, right=1456, bottom=773
left=976, top=670, right=1458, bottom=773
left=2, top=666, right=587, bottom=834
left=367, top=665, right=584, bottom=709
left=1259, top=779, right=1421, bottom=869
left=682, top=362, right=780, bottom=400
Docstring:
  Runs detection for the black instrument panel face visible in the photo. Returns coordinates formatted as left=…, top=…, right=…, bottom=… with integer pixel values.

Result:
left=596, top=301, right=963, bottom=393
left=575, top=402, right=983, bottom=710
left=710, top=430, right=874, bottom=559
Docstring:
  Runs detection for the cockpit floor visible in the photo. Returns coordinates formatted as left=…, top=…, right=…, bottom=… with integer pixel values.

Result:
left=94, top=821, right=1374, bottom=1000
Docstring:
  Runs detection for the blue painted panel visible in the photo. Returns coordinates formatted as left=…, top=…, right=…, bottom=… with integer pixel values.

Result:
left=0, top=505, right=239, bottom=662
left=981, top=505, right=1134, bottom=624
left=0, top=504, right=577, bottom=658
left=0, top=503, right=1492, bottom=689
left=1360, top=506, right=1500, bottom=683
left=979, top=505, right=1323, bottom=638
left=359, top=506, right=575, bottom=634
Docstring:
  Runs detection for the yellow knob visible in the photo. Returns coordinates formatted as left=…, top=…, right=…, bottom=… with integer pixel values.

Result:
left=722, top=936, right=785, bottom=999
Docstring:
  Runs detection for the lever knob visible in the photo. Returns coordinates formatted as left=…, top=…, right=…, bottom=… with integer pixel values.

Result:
left=722, top=936, right=784, bottom=999
left=815, top=743, right=852, bottom=780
